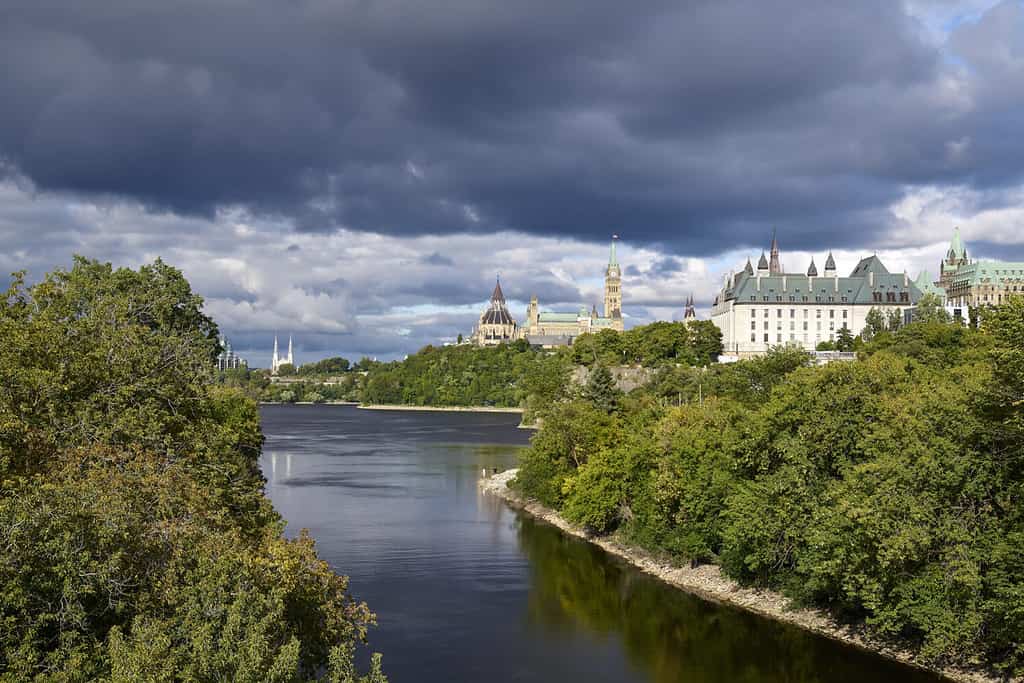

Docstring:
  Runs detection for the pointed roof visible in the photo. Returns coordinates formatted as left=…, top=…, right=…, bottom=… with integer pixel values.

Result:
left=757, top=251, right=769, bottom=270
left=768, top=229, right=782, bottom=274
left=807, top=258, right=818, bottom=277
left=490, top=277, right=506, bottom=304
left=824, top=251, right=836, bottom=272
left=849, top=255, right=890, bottom=277
left=744, top=257, right=754, bottom=275
left=948, top=226, right=966, bottom=260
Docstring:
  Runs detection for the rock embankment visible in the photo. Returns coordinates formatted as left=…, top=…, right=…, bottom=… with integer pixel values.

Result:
left=480, top=468, right=999, bottom=683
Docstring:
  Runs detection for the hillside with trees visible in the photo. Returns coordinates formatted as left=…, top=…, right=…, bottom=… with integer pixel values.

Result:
left=0, top=258, right=385, bottom=681
left=513, top=301, right=1024, bottom=677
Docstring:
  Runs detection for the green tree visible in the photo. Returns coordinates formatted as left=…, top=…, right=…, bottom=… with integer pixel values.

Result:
left=913, top=293, right=951, bottom=325
left=583, top=365, right=621, bottom=413
left=835, top=326, right=856, bottom=351
left=0, top=258, right=384, bottom=681
left=863, top=307, right=886, bottom=339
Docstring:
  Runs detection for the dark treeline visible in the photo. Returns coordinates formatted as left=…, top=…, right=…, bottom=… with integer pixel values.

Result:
left=0, top=258, right=385, bottom=682
left=514, top=301, right=1024, bottom=677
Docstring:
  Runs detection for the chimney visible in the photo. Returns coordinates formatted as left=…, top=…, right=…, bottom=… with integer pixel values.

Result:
left=834, top=275, right=839, bottom=291
left=904, top=270, right=909, bottom=287
left=869, top=271, right=874, bottom=287
left=757, top=275, right=761, bottom=291
left=782, top=275, right=787, bottom=290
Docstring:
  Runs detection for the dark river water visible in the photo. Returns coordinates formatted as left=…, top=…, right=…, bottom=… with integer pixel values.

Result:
left=259, top=404, right=942, bottom=683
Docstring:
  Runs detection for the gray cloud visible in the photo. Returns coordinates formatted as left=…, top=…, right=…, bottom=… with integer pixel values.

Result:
left=4, top=0, right=1020, bottom=255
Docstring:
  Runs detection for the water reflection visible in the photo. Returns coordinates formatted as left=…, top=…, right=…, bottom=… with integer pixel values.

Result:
left=517, top=516, right=943, bottom=683
left=259, top=405, right=942, bottom=683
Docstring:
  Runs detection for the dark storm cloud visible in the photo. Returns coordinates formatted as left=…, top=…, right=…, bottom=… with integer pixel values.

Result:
left=2, top=0, right=1023, bottom=256
left=420, top=252, right=454, bottom=267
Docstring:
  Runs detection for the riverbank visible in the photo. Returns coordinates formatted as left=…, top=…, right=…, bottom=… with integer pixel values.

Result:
left=358, top=404, right=523, bottom=414
left=480, top=469, right=998, bottom=683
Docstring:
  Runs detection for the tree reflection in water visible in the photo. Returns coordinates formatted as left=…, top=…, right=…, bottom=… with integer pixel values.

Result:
left=516, top=516, right=943, bottom=683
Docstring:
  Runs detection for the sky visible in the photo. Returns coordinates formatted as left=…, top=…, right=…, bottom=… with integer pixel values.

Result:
left=2, top=0, right=1024, bottom=364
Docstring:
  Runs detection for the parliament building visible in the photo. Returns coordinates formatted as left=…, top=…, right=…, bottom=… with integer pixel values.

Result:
left=470, top=238, right=625, bottom=347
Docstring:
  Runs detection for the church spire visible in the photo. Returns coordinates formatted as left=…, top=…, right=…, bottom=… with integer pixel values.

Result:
left=609, top=234, right=619, bottom=267
left=769, top=229, right=781, bottom=274
left=683, top=293, right=696, bottom=319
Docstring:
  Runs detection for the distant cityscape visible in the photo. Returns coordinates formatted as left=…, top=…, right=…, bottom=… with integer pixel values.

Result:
left=235, top=226, right=1020, bottom=372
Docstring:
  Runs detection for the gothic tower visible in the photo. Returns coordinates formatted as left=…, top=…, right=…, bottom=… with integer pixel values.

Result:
left=769, top=229, right=782, bottom=274
left=604, top=236, right=623, bottom=328
left=683, top=294, right=696, bottom=319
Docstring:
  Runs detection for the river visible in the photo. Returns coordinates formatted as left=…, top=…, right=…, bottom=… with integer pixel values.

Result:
left=259, top=404, right=943, bottom=683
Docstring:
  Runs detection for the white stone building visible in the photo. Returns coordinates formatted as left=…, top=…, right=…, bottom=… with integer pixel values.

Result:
left=711, top=235, right=923, bottom=357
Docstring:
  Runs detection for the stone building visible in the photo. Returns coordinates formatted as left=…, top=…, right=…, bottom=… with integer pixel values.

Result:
left=470, top=279, right=518, bottom=346
left=935, top=227, right=1024, bottom=311
left=711, top=234, right=923, bottom=357
left=519, top=238, right=625, bottom=346
left=271, top=334, right=294, bottom=374
left=216, top=336, right=247, bottom=371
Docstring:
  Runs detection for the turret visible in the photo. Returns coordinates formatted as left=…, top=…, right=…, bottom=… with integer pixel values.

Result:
left=744, top=257, right=754, bottom=275
left=757, top=251, right=769, bottom=272
left=683, top=294, right=697, bottom=320
left=807, top=258, right=818, bottom=277
left=824, top=251, right=837, bottom=276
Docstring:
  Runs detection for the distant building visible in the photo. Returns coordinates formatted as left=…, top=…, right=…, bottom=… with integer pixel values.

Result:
left=711, top=234, right=923, bottom=357
left=271, top=335, right=294, bottom=374
left=934, top=226, right=1024, bottom=312
left=519, top=237, right=625, bottom=346
left=471, top=279, right=518, bottom=346
left=683, top=293, right=697, bottom=320
left=216, top=336, right=247, bottom=371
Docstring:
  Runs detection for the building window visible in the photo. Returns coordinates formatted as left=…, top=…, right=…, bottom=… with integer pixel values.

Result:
left=764, top=321, right=769, bottom=330
left=752, top=309, right=757, bottom=317
left=790, top=321, right=795, bottom=331
left=777, top=334, right=782, bottom=343
left=777, top=309, right=783, bottom=317
left=842, top=310, right=848, bottom=319
left=790, top=309, right=795, bottom=318
left=751, top=320, right=756, bottom=330
left=763, top=333, right=769, bottom=342
left=751, top=333, right=756, bottom=342
left=804, top=309, right=809, bottom=318
left=816, top=309, right=821, bottom=318
left=829, top=310, right=835, bottom=319
left=803, top=321, right=808, bottom=330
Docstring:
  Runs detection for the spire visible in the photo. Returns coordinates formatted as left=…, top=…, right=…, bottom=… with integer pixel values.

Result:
left=288, top=335, right=293, bottom=364
left=769, top=229, right=781, bottom=274
left=744, top=257, right=754, bottom=275
left=807, top=258, right=818, bottom=277
left=683, top=293, right=697, bottom=319
left=609, top=234, right=619, bottom=267
left=824, top=250, right=836, bottom=274
left=490, top=277, right=506, bottom=305
left=757, top=251, right=769, bottom=271
left=948, top=226, right=966, bottom=261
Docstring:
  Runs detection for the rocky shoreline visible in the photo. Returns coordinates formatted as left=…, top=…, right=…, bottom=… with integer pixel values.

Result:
left=480, top=469, right=1002, bottom=683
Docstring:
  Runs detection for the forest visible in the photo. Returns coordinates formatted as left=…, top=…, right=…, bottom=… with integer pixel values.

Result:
left=0, top=258, right=385, bottom=682
left=514, top=300, right=1024, bottom=677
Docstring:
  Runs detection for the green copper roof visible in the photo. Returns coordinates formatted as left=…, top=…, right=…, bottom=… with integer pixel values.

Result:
left=948, top=261, right=1024, bottom=287
left=949, top=227, right=966, bottom=260
left=914, top=270, right=945, bottom=297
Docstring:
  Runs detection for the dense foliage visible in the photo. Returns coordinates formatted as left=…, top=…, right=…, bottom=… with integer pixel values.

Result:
left=571, top=321, right=722, bottom=368
left=514, top=302, right=1024, bottom=676
left=360, top=340, right=573, bottom=409
left=0, top=258, right=384, bottom=682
